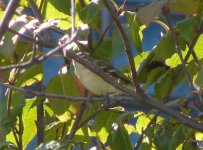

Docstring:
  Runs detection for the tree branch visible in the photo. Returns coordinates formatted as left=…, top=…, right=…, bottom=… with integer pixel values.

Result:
left=0, top=0, right=20, bottom=41
left=0, top=81, right=137, bottom=102
left=0, top=30, right=78, bottom=70
left=102, top=0, right=142, bottom=93
left=162, top=6, right=194, bottom=90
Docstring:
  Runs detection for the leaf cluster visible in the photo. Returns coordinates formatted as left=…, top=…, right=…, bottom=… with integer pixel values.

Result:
left=0, top=0, right=203, bottom=150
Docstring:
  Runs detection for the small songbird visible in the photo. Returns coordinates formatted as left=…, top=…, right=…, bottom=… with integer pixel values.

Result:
left=60, top=35, right=133, bottom=96
left=72, top=52, right=133, bottom=95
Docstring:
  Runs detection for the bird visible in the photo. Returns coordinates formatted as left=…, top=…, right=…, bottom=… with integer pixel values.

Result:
left=59, top=35, right=133, bottom=96
left=72, top=52, right=133, bottom=95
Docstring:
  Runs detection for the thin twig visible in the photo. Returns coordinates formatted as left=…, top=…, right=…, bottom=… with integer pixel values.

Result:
left=162, top=6, right=194, bottom=90
left=134, top=112, right=159, bottom=150
left=67, top=101, right=87, bottom=139
left=0, top=30, right=78, bottom=70
left=0, top=81, right=136, bottom=102
left=102, top=0, right=142, bottom=93
left=71, top=0, right=76, bottom=35
left=18, top=115, right=23, bottom=150
left=0, top=0, right=20, bottom=41
left=77, top=100, right=120, bottom=130
left=184, top=20, right=203, bottom=67
left=28, top=0, right=43, bottom=22
left=95, top=21, right=113, bottom=50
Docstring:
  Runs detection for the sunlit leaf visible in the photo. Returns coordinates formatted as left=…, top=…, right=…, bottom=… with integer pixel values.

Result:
left=15, top=64, right=43, bottom=87
left=194, top=35, right=203, bottom=59
left=41, top=0, right=82, bottom=30
left=95, top=110, right=121, bottom=143
left=21, top=99, right=38, bottom=148
left=46, top=74, right=80, bottom=122
left=6, top=99, right=37, bottom=149
left=136, top=114, right=152, bottom=134
left=124, top=124, right=136, bottom=135
left=134, top=51, right=150, bottom=70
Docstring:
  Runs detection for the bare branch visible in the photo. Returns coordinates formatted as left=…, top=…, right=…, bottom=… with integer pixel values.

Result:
left=134, top=112, right=159, bottom=150
left=77, top=100, right=120, bottom=130
left=0, top=0, right=20, bottom=41
left=0, top=30, right=78, bottom=70
left=162, top=6, right=195, bottom=90
left=0, top=81, right=136, bottom=102
left=28, top=0, right=44, bottom=22
left=102, top=0, right=142, bottom=94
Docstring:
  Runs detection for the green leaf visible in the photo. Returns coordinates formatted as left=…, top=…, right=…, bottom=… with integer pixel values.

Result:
left=176, top=16, right=200, bottom=42
left=15, top=64, right=43, bottom=87
left=144, top=67, right=167, bottom=91
left=182, top=141, right=197, bottom=150
left=154, top=73, right=173, bottom=99
left=136, top=114, right=153, bottom=134
left=92, top=39, right=112, bottom=61
left=46, top=74, right=80, bottom=122
left=6, top=99, right=37, bottom=149
left=22, top=99, right=38, bottom=148
left=95, top=110, right=121, bottom=143
left=0, top=141, right=17, bottom=150
left=194, top=67, right=203, bottom=89
left=125, top=11, right=145, bottom=54
left=169, top=0, right=200, bottom=15
left=45, top=122, right=64, bottom=142
left=166, top=53, right=182, bottom=68
left=197, top=1, right=203, bottom=16
left=9, top=91, right=25, bottom=126
left=0, top=53, right=11, bottom=81
left=41, top=0, right=82, bottom=30
left=134, top=51, right=150, bottom=70
left=154, top=32, right=177, bottom=60
left=0, top=15, right=27, bottom=59
left=79, top=1, right=103, bottom=28
left=154, top=121, right=174, bottom=150
left=169, top=125, right=192, bottom=150
left=112, top=26, right=125, bottom=57
left=137, top=1, right=164, bottom=26
left=194, top=35, right=203, bottom=60
left=108, top=124, right=133, bottom=150
left=0, top=99, right=10, bottom=140
left=137, top=51, right=155, bottom=83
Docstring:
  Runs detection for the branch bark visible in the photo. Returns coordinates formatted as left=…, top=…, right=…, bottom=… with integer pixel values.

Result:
left=102, top=0, right=142, bottom=94
left=0, top=0, right=20, bottom=41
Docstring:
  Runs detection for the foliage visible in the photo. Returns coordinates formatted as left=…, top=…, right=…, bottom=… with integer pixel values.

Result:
left=0, top=0, right=203, bottom=149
